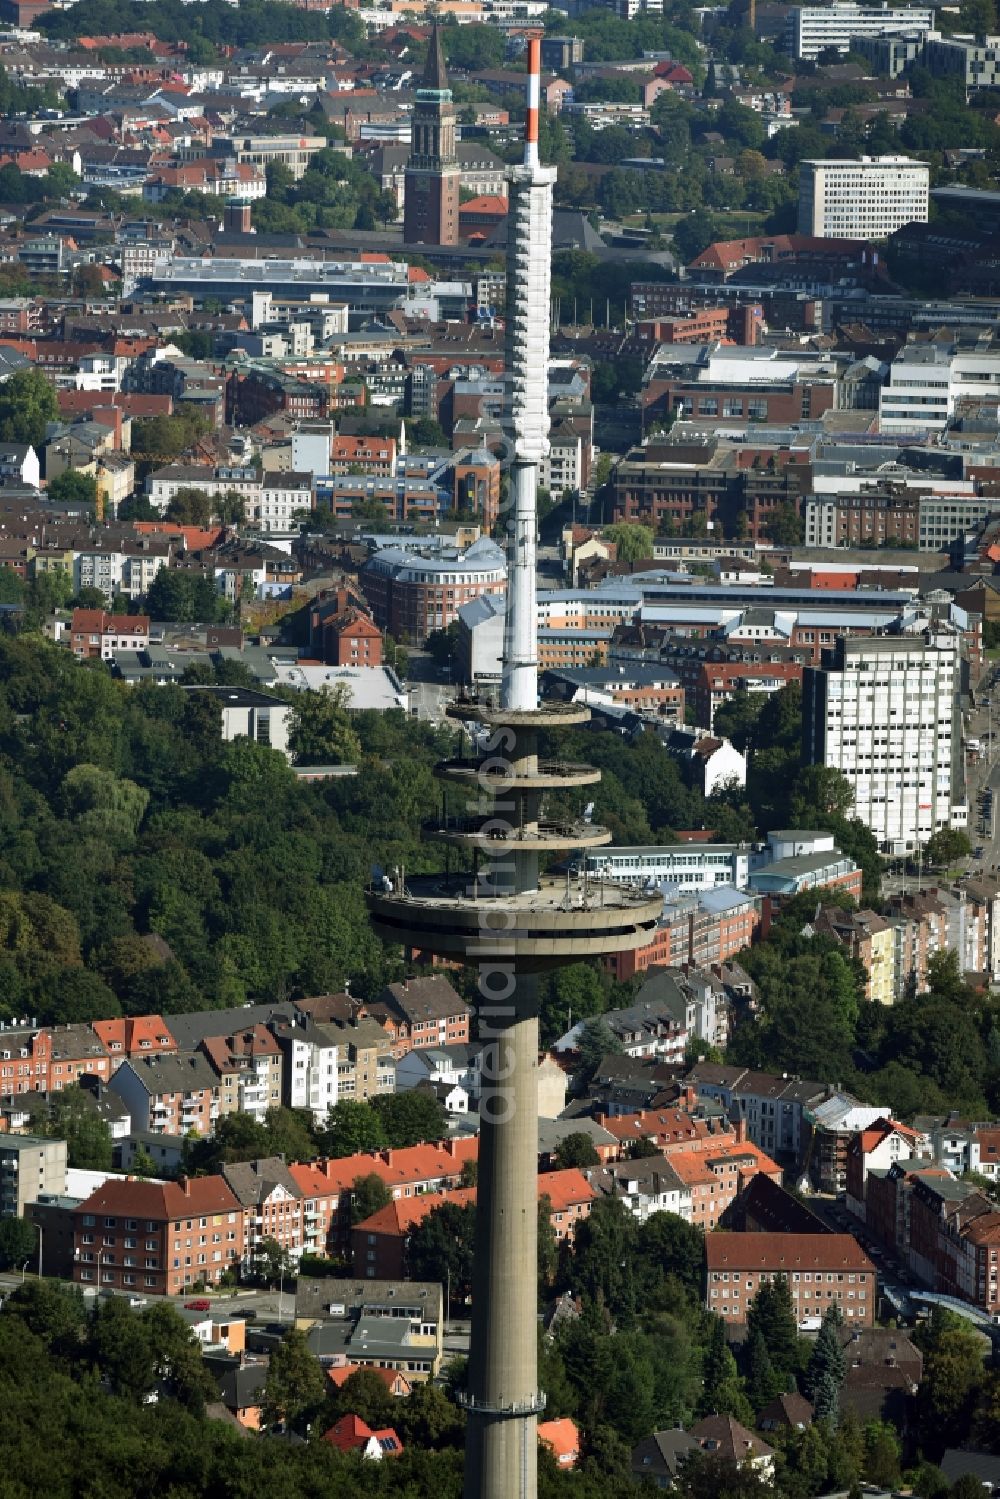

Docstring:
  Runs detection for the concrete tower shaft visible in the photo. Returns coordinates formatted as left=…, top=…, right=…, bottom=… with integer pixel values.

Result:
left=366, top=38, right=661, bottom=1499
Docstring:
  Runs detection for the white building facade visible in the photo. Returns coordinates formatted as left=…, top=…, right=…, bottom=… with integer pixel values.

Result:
left=788, top=3, right=933, bottom=58
left=803, top=629, right=966, bottom=852
left=797, top=155, right=929, bottom=239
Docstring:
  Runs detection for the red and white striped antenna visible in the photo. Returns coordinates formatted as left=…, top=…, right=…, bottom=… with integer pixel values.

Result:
left=524, top=37, right=540, bottom=169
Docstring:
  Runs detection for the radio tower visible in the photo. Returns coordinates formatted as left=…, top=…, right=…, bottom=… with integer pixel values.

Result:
left=367, top=39, right=661, bottom=1499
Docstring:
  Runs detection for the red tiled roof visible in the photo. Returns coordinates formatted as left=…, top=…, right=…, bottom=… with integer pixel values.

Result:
left=355, top=1168, right=595, bottom=1235
left=73, top=1175, right=241, bottom=1221
left=287, top=1137, right=478, bottom=1199
left=706, top=1232, right=874, bottom=1272
left=538, top=1417, right=580, bottom=1465
left=92, top=1016, right=176, bottom=1054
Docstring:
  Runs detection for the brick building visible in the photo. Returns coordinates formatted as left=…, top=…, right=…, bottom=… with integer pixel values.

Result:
left=72, top=1175, right=244, bottom=1296
left=706, top=1232, right=876, bottom=1327
left=69, top=607, right=150, bottom=661
left=367, top=977, right=473, bottom=1060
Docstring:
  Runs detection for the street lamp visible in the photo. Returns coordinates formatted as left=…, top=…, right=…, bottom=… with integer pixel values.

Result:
left=36, top=1221, right=42, bottom=1281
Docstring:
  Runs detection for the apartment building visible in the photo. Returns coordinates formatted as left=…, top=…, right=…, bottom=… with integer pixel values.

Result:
left=803, top=629, right=965, bottom=852
left=107, top=1052, right=220, bottom=1136
left=200, top=1025, right=283, bottom=1124
left=351, top=1169, right=596, bottom=1278
left=91, top=1016, right=177, bottom=1065
left=71, top=1175, right=245, bottom=1296
left=294, top=1138, right=479, bottom=1254
left=797, top=156, right=929, bottom=240
left=788, top=4, right=933, bottom=60
left=688, top=1063, right=830, bottom=1163
left=606, top=886, right=760, bottom=983
left=0, top=1135, right=67, bottom=1218
left=221, top=1157, right=305, bottom=1272
left=69, top=607, right=150, bottom=661
left=148, top=463, right=314, bottom=533
left=706, top=1234, right=877, bottom=1327
left=366, top=978, right=473, bottom=1061
left=808, top=906, right=896, bottom=1003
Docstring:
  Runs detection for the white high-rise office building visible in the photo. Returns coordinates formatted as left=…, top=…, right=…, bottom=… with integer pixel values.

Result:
left=798, top=155, right=929, bottom=239
left=803, top=629, right=967, bottom=853
left=788, top=2, right=933, bottom=58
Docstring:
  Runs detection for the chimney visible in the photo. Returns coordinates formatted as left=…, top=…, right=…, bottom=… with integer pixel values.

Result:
left=180, top=1176, right=191, bottom=1196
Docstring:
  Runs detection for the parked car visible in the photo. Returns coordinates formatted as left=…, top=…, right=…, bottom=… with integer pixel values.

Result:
left=184, top=1299, right=211, bottom=1312
left=127, top=1295, right=147, bottom=1309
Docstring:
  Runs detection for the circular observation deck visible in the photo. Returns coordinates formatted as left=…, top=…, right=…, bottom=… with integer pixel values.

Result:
left=425, top=815, right=612, bottom=854
left=366, top=874, right=663, bottom=968
left=435, top=757, right=602, bottom=791
left=446, top=696, right=592, bottom=731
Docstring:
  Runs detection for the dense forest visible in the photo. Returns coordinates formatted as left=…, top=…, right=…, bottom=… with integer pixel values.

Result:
left=0, top=637, right=786, bottom=1026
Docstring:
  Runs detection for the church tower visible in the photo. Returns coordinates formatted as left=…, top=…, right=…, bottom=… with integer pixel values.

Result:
left=404, top=21, right=461, bottom=246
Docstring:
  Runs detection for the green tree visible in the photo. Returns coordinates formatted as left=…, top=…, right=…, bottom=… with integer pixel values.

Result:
left=320, top=1099, right=387, bottom=1159
left=371, top=1090, right=447, bottom=1149
left=0, top=1215, right=37, bottom=1271
left=251, top=1235, right=292, bottom=1287
left=576, top=1015, right=623, bottom=1080
left=745, top=1326, right=782, bottom=1412
left=699, top=1315, right=753, bottom=1421
left=47, top=470, right=97, bottom=508
left=604, top=522, right=654, bottom=563
left=260, top=1327, right=326, bottom=1434
left=350, top=1172, right=392, bottom=1225
left=287, top=684, right=361, bottom=766
left=407, top=1200, right=477, bottom=1306
left=553, top=1132, right=600, bottom=1169
left=0, top=367, right=57, bottom=448
left=804, top=1303, right=846, bottom=1422
left=764, top=501, right=805, bottom=546
left=746, top=1275, right=800, bottom=1384
left=924, top=828, right=972, bottom=869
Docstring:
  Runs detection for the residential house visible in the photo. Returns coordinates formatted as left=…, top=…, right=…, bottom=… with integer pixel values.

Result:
left=367, top=977, right=472, bottom=1061
left=631, top=1429, right=697, bottom=1489
left=538, top=1418, right=580, bottom=1471
left=845, top=1117, right=930, bottom=1219
left=69, top=607, right=150, bottom=661
left=758, top=1394, right=814, bottom=1434
left=810, top=1095, right=912, bottom=1196
left=268, top=1012, right=342, bottom=1124
left=688, top=1416, right=775, bottom=1479
left=217, top=1364, right=268, bottom=1430
left=221, top=1156, right=305, bottom=1272
left=326, top=1360, right=411, bottom=1398
left=324, top=1413, right=403, bottom=1459
left=585, top=1153, right=691, bottom=1225
left=200, top=1025, right=283, bottom=1123
left=0, top=443, right=39, bottom=487
left=107, top=1051, right=220, bottom=1136
left=807, top=905, right=896, bottom=1004
left=71, top=1174, right=244, bottom=1296
left=686, top=1064, right=831, bottom=1166
left=838, top=1327, right=923, bottom=1431
left=47, top=1023, right=113, bottom=1091
left=705, top=1233, right=877, bottom=1328
left=91, top=1016, right=177, bottom=1066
